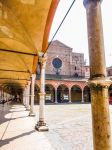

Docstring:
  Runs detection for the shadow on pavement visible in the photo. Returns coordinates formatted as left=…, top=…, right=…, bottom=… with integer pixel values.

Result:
left=0, top=130, right=35, bottom=147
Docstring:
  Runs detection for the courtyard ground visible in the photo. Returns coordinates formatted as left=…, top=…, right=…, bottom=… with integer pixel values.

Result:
left=0, top=102, right=112, bottom=150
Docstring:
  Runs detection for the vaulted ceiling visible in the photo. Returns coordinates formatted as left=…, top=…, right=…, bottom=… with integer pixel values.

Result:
left=0, top=0, right=59, bottom=91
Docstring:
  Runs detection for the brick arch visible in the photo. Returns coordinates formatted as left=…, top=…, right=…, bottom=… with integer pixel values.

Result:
left=82, top=83, right=88, bottom=89
left=45, top=80, right=59, bottom=89
left=35, top=84, right=40, bottom=90
left=71, top=84, right=82, bottom=91
left=83, top=85, right=90, bottom=90
left=70, top=81, right=87, bottom=90
left=36, top=79, right=87, bottom=90
left=57, top=84, right=69, bottom=89
left=45, top=84, right=55, bottom=90
left=71, top=84, right=82, bottom=102
left=55, top=81, right=72, bottom=89
left=45, top=84, right=55, bottom=103
left=35, top=83, right=40, bottom=89
left=57, top=83, right=69, bottom=103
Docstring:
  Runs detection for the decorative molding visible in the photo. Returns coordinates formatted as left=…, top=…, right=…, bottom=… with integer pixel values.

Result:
left=83, top=0, right=102, bottom=7
left=88, top=79, right=111, bottom=90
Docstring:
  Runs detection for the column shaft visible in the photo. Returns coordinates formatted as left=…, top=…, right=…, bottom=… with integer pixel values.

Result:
left=26, top=81, right=30, bottom=110
left=39, top=93, right=45, bottom=123
left=35, top=56, right=48, bottom=131
left=29, top=74, right=36, bottom=116
left=69, top=88, right=72, bottom=103
left=85, top=0, right=106, bottom=78
left=55, top=88, right=58, bottom=103
left=90, top=82, right=111, bottom=150
left=84, top=0, right=112, bottom=149
left=81, top=90, right=84, bottom=103
left=23, top=89, right=26, bottom=106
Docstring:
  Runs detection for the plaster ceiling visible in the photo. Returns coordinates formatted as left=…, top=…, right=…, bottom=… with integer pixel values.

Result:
left=0, top=0, right=59, bottom=90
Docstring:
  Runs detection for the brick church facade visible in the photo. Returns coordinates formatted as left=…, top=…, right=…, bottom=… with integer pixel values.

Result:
left=46, top=40, right=85, bottom=78
left=35, top=41, right=112, bottom=104
left=36, top=40, right=90, bottom=103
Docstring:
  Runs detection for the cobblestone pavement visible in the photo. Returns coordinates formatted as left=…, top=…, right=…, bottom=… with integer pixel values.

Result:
left=0, top=102, right=112, bottom=150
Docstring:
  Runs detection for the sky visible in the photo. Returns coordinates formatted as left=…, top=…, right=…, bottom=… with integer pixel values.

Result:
left=49, top=0, right=112, bottom=67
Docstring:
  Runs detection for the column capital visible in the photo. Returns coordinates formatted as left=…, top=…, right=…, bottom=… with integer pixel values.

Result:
left=31, top=74, right=36, bottom=80
left=88, top=79, right=111, bottom=90
left=55, top=87, right=57, bottom=91
left=68, top=87, right=71, bottom=91
left=27, top=80, right=31, bottom=86
left=39, top=56, right=47, bottom=69
left=83, top=0, right=102, bottom=7
left=39, top=92, right=46, bottom=96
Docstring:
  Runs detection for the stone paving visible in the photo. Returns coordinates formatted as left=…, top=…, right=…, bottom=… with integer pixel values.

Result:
left=0, top=102, right=112, bottom=150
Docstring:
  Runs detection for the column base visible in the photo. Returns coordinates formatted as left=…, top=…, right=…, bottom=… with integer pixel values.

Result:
left=68, top=101, right=72, bottom=104
left=29, top=112, right=35, bottom=116
left=26, top=106, right=30, bottom=111
left=35, top=121, right=49, bottom=132
left=54, top=101, right=58, bottom=104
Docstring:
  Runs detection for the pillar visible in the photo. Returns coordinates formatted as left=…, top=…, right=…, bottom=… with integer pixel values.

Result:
left=23, top=88, right=26, bottom=106
left=81, top=89, right=84, bottom=103
left=23, top=89, right=26, bottom=106
left=83, top=0, right=112, bottom=149
left=24, top=87, right=27, bottom=108
left=68, top=88, right=72, bottom=103
left=29, top=74, right=36, bottom=116
left=1, top=87, right=4, bottom=100
left=54, top=88, right=58, bottom=103
left=0, top=87, right=2, bottom=100
left=35, top=56, right=48, bottom=131
left=25, top=86, right=27, bottom=108
left=26, top=81, right=31, bottom=110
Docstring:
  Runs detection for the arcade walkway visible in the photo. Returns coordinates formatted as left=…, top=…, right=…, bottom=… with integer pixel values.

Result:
left=0, top=103, right=112, bottom=150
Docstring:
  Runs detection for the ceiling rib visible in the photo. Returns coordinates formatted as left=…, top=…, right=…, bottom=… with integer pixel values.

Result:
left=0, top=69, right=30, bottom=73
left=0, top=78, right=28, bottom=80
left=0, top=49, right=37, bottom=56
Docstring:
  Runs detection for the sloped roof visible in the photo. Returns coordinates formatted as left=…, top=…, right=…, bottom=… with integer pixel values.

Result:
left=50, top=40, right=72, bottom=49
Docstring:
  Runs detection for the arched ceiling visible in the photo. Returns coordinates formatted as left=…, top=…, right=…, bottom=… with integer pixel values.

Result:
left=0, top=0, right=59, bottom=89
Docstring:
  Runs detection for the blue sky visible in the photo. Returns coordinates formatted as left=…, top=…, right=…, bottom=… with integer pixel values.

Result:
left=49, top=0, right=112, bottom=67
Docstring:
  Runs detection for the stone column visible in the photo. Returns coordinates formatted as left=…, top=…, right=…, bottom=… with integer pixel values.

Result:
left=81, top=89, right=84, bottom=103
left=23, top=89, right=26, bottom=106
left=25, top=87, right=28, bottom=108
left=68, top=88, right=72, bottom=103
left=0, top=88, right=2, bottom=100
left=83, top=0, right=112, bottom=149
left=54, top=88, right=58, bottom=103
left=35, top=56, right=48, bottom=131
left=1, top=87, right=4, bottom=100
left=29, top=74, right=36, bottom=116
left=26, top=81, right=31, bottom=110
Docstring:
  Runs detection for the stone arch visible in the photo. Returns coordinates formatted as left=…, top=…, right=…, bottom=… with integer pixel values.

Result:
left=34, top=85, right=40, bottom=104
left=45, top=84, right=55, bottom=103
left=83, top=85, right=91, bottom=102
left=57, top=84, right=69, bottom=103
left=71, top=85, right=82, bottom=102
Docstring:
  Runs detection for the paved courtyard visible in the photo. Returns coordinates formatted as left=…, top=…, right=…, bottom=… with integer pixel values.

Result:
left=0, top=102, right=112, bottom=150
